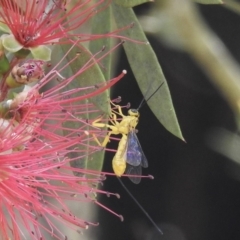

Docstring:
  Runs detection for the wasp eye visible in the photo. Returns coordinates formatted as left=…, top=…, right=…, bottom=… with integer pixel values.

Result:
left=128, top=109, right=139, bottom=116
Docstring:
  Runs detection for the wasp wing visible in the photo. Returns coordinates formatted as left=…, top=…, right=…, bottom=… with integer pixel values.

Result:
left=126, top=131, right=141, bottom=167
left=125, top=131, right=148, bottom=184
left=125, top=164, right=142, bottom=184
left=126, top=131, right=148, bottom=168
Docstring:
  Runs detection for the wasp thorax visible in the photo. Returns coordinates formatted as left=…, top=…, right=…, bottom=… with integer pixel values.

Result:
left=128, top=109, right=140, bottom=117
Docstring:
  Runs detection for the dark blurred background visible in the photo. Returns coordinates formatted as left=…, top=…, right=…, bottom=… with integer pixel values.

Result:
left=95, top=3, right=240, bottom=240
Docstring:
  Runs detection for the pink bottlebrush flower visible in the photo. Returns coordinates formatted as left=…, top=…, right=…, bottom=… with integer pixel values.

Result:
left=0, top=0, right=126, bottom=60
left=0, top=45, right=127, bottom=239
left=0, top=0, right=100, bottom=46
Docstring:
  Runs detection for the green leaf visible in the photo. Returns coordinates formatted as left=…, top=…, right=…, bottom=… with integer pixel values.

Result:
left=86, top=7, right=114, bottom=170
left=50, top=45, right=89, bottom=174
left=113, top=0, right=153, bottom=7
left=62, top=4, right=113, bottom=175
left=61, top=44, right=110, bottom=114
left=1, top=34, right=23, bottom=52
left=30, top=45, right=51, bottom=61
left=193, top=0, right=223, bottom=4
left=89, top=3, right=113, bottom=80
left=112, top=3, right=184, bottom=141
left=56, top=44, right=109, bottom=173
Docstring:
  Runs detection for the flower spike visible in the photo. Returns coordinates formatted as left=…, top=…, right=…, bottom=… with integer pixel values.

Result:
left=0, top=38, right=128, bottom=238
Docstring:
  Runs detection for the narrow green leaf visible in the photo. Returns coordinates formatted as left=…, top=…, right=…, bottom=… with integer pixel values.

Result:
left=64, top=43, right=108, bottom=173
left=113, top=0, right=153, bottom=7
left=193, top=0, right=223, bottom=4
left=51, top=44, right=109, bottom=173
left=89, top=3, right=113, bottom=80
left=63, top=4, right=112, bottom=176
left=61, top=43, right=110, bottom=114
left=50, top=45, right=87, bottom=173
left=112, top=3, right=184, bottom=141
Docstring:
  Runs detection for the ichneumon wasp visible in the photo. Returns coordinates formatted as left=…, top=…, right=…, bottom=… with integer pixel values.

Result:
left=92, top=81, right=164, bottom=235
left=92, top=82, right=164, bottom=184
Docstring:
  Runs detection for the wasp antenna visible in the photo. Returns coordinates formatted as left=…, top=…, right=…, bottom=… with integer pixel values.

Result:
left=137, top=97, right=146, bottom=111
left=137, top=82, right=165, bottom=110
left=117, top=178, right=163, bottom=235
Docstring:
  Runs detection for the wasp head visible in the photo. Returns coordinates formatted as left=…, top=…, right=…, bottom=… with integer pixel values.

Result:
left=128, top=109, right=140, bottom=117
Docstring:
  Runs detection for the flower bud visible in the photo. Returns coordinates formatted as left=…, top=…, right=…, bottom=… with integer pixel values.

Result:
left=6, top=60, right=44, bottom=88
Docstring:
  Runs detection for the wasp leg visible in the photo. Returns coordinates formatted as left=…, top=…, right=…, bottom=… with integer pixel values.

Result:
left=92, top=112, right=119, bottom=126
left=92, top=117, right=113, bottom=129
left=109, top=112, right=121, bottom=126
left=92, top=117, right=120, bottom=147
left=92, top=112, right=120, bottom=130
left=110, top=101, right=125, bottom=117
left=92, top=132, right=111, bottom=147
left=92, top=128, right=121, bottom=147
